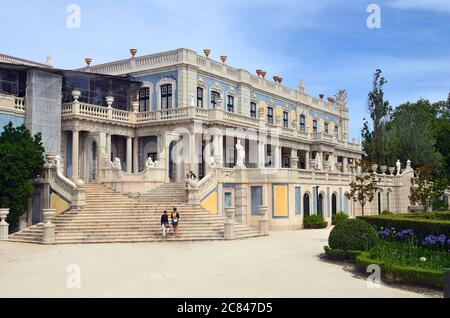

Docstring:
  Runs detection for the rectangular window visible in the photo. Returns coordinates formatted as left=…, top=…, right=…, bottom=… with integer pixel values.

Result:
left=250, top=102, right=257, bottom=118
left=227, top=95, right=234, bottom=112
left=283, top=111, right=289, bottom=128
left=224, top=192, right=233, bottom=208
left=267, top=107, right=274, bottom=124
left=295, top=187, right=302, bottom=215
left=334, top=126, right=339, bottom=138
left=251, top=186, right=263, bottom=215
left=161, top=84, right=172, bottom=109
left=313, top=120, right=318, bottom=133
left=197, top=87, right=203, bottom=108
left=324, top=122, right=329, bottom=134
left=211, top=91, right=220, bottom=109
left=139, top=87, right=150, bottom=112
left=283, top=155, right=290, bottom=168
left=300, top=115, right=306, bottom=132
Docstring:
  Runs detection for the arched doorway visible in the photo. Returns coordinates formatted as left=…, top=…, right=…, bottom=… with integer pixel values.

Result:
left=318, top=193, right=324, bottom=217
left=303, top=193, right=310, bottom=217
left=168, top=141, right=177, bottom=182
left=378, top=192, right=382, bottom=215
left=332, top=193, right=337, bottom=215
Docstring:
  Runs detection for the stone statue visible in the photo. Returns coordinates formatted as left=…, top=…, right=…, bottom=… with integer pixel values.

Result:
left=112, top=157, right=122, bottom=171
left=314, top=152, right=322, bottom=171
left=330, top=154, right=337, bottom=172
left=145, top=156, right=156, bottom=169
left=298, top=79, right=305, bottom=93
left=336, top=90, right=347, bottom=104
left=209, top=156, right=217, bottom=167
left=235, top=139, right=245, bottom=168
left=396, top=159, right=401, bottom=175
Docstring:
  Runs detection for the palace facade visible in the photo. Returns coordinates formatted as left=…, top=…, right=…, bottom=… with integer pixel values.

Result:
left=0, top=49, right=422, bottom=239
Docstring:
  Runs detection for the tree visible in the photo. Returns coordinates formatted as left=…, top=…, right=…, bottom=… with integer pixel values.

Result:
left=0, top=122, right=45, bottom=231
left=347, top=160, right=380, bottom=216
left=363, top=69, right=391, bottom=164
left=410, top=166, right=447, bottom=211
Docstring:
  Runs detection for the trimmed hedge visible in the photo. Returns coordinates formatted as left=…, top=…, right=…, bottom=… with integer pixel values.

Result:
left=304, top=215, right=328, bottom=229
left=323, top=246, right=363, bottom=261
left=332, top=212, right=349, bottom=226
left=359, top=212, right=450, bottom=243
left=328, top=219, right=379, bottom=252
left=356, top=252, right=444, bottom=288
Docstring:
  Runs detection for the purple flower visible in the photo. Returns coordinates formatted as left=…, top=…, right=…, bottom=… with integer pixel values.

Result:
left=438, top=234, right=446, bottom=243
left=447, top=239, right=450, bottom=245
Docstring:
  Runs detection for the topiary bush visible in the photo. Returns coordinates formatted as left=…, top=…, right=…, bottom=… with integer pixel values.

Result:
left=328, top=219, right=379, bottom=251
left=381, top=210, right=393, bottom=215
left=303, top=215, right=328, bottom=229
left=332, top=212, right=349, bottom=225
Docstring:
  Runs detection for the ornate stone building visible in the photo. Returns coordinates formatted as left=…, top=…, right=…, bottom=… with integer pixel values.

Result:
left=0, top=49, right=428, bottom=241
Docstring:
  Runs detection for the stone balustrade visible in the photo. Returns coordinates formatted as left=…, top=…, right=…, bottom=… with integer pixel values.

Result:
left=0, top=94, right=25, bottom=116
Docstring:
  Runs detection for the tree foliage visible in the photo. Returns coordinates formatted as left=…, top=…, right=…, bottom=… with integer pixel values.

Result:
left=347, top=160, right=380, bottom=216
left=410, top=167, right=448, bottom=212
left=0, top=122, right=45, bottom=231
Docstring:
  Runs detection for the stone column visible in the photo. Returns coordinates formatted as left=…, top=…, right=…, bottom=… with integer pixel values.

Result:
left=213, top=133, right=223, bottom=166
left=126, top=136, right=132, bottom=173
left=42, top=208, right=55, bottom=245
left=133, top=137, right=139, bottom=173
left=257, top=140, right=266, bottom=168
left=343, top=157, right=348, bottom=173
left=273, top=144, right=281, bottom=168
left=235, top=184, right=248, bottom=224
left=305, top=151, right=310, bottom=170
left=0, top=209, right=9, bottom=241
left=106, top=134, right=112, bottom=161
left=291, top=149, right=299, bottom=168
left=72, top=129, right=79, bottom=180
left=258, top=205, right=269, bottom=235
left=189, top=132, right=197, bottom=175
left=224, top=207, right=235, bottom=240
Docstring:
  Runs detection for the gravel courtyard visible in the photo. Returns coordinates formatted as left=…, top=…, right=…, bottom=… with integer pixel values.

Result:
left=0, top=229, right=440, bottom=298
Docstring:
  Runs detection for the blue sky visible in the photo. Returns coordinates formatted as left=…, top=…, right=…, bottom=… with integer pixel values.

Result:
left=1, top=0, right=449, bottom=140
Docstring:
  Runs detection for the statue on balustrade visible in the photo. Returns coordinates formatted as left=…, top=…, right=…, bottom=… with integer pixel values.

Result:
left=396, top=159, right=401, bottom=176
left=235, top=139, right=246, bottom=168
left=145, top=156, right=156, bottom=169
left=314, top=152, right=322, bottom=171
left=112, top=157, right=122, bottom=171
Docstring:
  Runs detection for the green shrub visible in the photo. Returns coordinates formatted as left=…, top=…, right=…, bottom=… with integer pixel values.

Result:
left=328, top=219, right=379, bottom=251
left=356, top=252, right=445, bottom=288
left=323, top=246, right=363, bottom=261
left=304, top=215, right=328, bottom=229
left=381, top=210, right=393, bottom=215
left=432, top=199, right=449, bottom=212
left=359, top=213, right=450, bottom=243
left=332, top=212, right=349, bottom=225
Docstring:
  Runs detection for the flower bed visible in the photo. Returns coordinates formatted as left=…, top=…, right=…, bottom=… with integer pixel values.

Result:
left=358, top=212, right=450, bottom=243
left=355, top=240, right=450, bottom=288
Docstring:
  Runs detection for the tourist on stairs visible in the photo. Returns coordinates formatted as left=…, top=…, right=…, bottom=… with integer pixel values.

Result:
left=161, top=210, right=170, bottom=239
left=171, top=207, right=180, bottom=236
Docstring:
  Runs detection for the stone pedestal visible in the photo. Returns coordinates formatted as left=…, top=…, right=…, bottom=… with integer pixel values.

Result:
left=234, top=184, right=247, bottom=224
left=0, top=209, right=9, bottom=241
left=258, top=205, right=269, bottom=235
left=19, top=213, right=28, bottom=231
left=42, top=208, right=56, bottom=244
left=224, top=207, right=235, bottom=240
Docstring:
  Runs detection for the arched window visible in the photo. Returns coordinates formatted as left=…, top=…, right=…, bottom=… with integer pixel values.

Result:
left=299, top=115, right=306, bottom=132
left=334, top=125, right=339, bottom=138
left=332, top=193, right=337, bottom=215
left=211, top=91, right=221, bottom=109
left=313, top=120, right=318, bottom=133
left=303, top=193, right=310, bottom=217
left=161, top=84, right=172, bottom=109
left=324, top=122, right=329, bottom=134
left=267, top=107, right=274, bottom=124
left=139, top=87, right=150, bottom=112
left=197, top=87, right=204, bottom=108
left=318, top=193, right=324, bottom=216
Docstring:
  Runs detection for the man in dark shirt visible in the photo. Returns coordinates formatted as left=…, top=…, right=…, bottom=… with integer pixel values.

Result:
left=171, top=207, right=180, bottom=236
left=161, top=210, right=169, bottom=238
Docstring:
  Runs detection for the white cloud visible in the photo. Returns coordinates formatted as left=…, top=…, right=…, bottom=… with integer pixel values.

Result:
left=390, top=0, right=450, bottom=13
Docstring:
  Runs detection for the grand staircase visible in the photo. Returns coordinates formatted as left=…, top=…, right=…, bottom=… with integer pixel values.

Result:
left=9, top=182, right=261, bottom=244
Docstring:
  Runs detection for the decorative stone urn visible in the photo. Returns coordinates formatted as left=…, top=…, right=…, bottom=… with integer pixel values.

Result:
left=71, top=89, right=81, bottom=102
left=85, top=58, right=92, bottom=66
left=220, top=55, right=227, bottom=64
left=278, top=77, right=283, bottom=84
left=260, top=71, right=267, bottom=78
left=203, top=49, right=211, bottom=58
left=389, top=167, right=395, bottom=175
left=319, top=94, right=324, bottom=100
left=371, top=164, right=378, bottom=172
left=0, top=209, right=9, bottom=222
left=380, top=165, right=388, bottom=174
left=256, top=69, right=263, bottom=77
left=105, top=96, right=114, bottom=107
left=0, top=208, right=9, bottom=241
left=130, top=48, right=137, bottom=58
